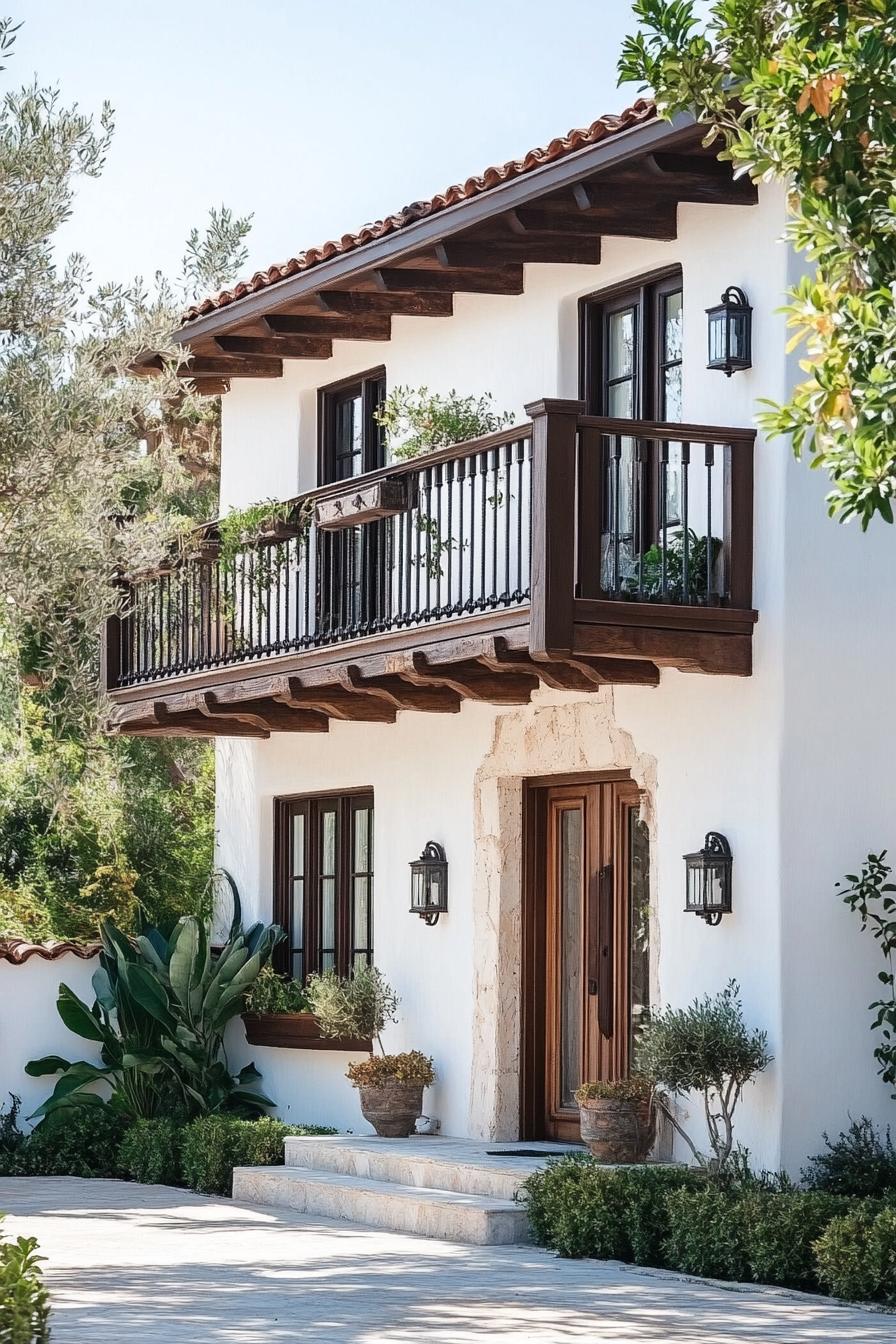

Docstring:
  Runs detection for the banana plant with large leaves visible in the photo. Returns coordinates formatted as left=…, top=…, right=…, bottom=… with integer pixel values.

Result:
left=27, top=873, right=285, bottom=1121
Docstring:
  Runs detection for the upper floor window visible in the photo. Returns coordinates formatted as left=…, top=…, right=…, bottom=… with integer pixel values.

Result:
left=582, top=269, right=682, bottom=422
left=318, top=368, right=386, bottom=485
left=274, top=790, right=374, bottom=982
left=581, top=270, right=683, bottom=568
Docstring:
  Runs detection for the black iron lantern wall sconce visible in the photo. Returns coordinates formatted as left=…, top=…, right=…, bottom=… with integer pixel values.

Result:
left=409, top=841, right=448, bottom=926
left=684, top=832, right=732, bottom=925
left=706, top=286, right=752, bottom=376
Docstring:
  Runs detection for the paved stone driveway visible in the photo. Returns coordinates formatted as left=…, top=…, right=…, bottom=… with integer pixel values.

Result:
left=2, top=1177, right=893, bottom=1343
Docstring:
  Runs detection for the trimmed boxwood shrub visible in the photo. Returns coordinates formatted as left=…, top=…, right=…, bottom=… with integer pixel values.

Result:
left=7, top=1106, right=131, bottom=1178
left=180, top=1116, right=334, bottom=1196
left=814, top=1203, right=896, bottom=1303
left=118, top=1118, right=183, bottom=1187
left=740, top=1192, right=853, bottom=1291
left=664, top=1186, right=750, bottom=1281
left=521, top=1157, right=700, bottom=1262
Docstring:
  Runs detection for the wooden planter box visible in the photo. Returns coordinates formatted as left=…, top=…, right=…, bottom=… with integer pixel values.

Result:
left=241, top=1011, right=371, bottom=1052
left=316, top=478, right=416, bottom=531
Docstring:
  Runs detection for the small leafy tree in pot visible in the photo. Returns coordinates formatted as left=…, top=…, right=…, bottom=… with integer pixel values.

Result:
left=636, top=980, right=772, bottom=1173
left=306, top=966, right=434, bottom=1137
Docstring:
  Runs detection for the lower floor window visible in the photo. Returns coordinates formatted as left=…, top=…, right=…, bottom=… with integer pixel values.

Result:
left=273, top=791, right=374, bottom=980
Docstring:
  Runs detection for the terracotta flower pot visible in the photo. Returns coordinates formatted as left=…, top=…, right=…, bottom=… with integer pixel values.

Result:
left=357, top=1080, right=425, bottom=1137
left=578, top=1096, right=655, bottom=1163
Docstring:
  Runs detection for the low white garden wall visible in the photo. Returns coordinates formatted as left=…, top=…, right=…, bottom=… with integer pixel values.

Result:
left=0, top=948, right=101, bottom=1128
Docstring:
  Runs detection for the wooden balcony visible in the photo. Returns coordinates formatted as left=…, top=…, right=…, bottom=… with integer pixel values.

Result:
left=103, top=401, right=757, bottom=738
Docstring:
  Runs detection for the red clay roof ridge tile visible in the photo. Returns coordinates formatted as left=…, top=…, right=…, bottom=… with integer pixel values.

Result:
left=181, top=99, right=657, bottom=324
left=0, top=937, right=101, bottom=964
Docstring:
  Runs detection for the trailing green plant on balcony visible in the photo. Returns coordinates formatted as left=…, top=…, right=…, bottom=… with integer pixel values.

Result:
left=374, top=386, right=513, bottom=462
left=26, top=882, right=284, bottom=1122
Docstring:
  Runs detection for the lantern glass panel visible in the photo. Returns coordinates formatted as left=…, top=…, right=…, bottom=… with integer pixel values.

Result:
left=411, top=868, right=426, bottom=910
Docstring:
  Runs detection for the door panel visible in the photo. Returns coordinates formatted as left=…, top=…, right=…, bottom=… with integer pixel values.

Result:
left=525, top=776, right=646, bottom=1142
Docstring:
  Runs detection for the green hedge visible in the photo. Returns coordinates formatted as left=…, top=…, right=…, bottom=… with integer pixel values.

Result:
left=1, top=1106, right=334, bottom=1199
left=0, top=1105, right=130, bottom=1178
left=521, top=1155, right=896, bottom=1304
left=814, top=1203, right=896, bottom=1303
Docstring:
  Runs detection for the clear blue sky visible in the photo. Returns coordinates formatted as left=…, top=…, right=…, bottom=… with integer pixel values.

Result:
left=15, top=0, right=643, bottom=294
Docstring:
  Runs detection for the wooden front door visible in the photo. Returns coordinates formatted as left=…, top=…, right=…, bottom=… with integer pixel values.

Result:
left=522, top=775, right=650, bottom=1142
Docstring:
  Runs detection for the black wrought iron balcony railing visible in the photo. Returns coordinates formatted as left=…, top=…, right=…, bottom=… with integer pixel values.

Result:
left=109, top=424, right=533, bottom=689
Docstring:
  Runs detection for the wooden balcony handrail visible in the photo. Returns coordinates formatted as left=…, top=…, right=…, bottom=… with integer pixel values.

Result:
left=578, top=415, right=756, bottom=446
left=188, top=420, right=534, bottom=541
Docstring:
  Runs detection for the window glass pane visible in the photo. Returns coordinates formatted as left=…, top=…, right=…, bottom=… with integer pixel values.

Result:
left=629, top=808, right=651, bottom=1056
left=608, top=308, right=635, bottom=380
left=353, top=875, right=369, bottom=954
left=663, top=363, right=682, bottom=423
left=608, top=380, right=634, bottom=419
left=321, top=808, right=336, bottom=876
left=321, top=876, right=336, bottom=957
left=663, top=291, right=683, bottom=363
left=292, top=812, right=305, bottom=878
left=291, top=878, right=304, bottom=951
left=559, top=806, right=583, bottom=1109
left=354, top=806, right=371, bottom=872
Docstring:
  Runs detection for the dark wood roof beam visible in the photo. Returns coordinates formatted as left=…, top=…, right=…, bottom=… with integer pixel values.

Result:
left=506, top=207, right=605, bottom=236
left=214, top=335, right=333, bottom=359
left=180, top=356, right=283, bottom=379
left=373, top=266, right=524, bottom=296
left=316, top=291, right=455, bottom=317
left=641, top=154, right=758, bottom=204
left=434, top=238, right=601, bottom=267
left=263, top=313, right=393, bottom=340
left=572, top=182, right=679, bottom=237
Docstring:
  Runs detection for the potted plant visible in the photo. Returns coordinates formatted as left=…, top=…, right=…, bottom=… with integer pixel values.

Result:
left=346, top=1051, right=435, bottom=1138
left=575, top=1076, right=656, bottom=1163
left=241, top=965, right=371, bottom=1051
left=306, top=965, right=435, bottom=1137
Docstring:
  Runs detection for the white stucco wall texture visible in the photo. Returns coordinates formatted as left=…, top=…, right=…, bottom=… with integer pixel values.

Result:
left=212, top=183, right=896, bottom=1171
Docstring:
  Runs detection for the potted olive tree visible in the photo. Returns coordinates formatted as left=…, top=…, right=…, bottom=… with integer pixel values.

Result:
left=306, top=966, right=434, bottom=1137
left=575, top=1076, right=656, bottom=1163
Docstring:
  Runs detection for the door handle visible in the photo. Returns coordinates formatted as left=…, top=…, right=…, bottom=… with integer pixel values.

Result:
left=597, top=863, right=614, bottom=1039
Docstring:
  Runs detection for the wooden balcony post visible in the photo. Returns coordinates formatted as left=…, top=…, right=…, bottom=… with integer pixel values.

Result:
left=525, top=397, right=586, bottom=659
left=723, top=438, right=754, bottom=609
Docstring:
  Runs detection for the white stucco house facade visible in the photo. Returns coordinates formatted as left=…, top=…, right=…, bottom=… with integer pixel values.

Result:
left=91, top=95, right=896, bottom=1175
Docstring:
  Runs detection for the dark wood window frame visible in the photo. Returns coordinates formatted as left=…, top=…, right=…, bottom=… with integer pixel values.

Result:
left=578, top=266, right=684, bottom=546
left=273, top=788, right=374, bottom=982
left=317, top=366, right=387, bottom=486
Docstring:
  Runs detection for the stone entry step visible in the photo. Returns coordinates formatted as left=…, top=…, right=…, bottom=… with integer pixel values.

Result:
left=233, top=1136, right=582, bottom=1246
left=231, top=1164, right=530, bottom=1245
left=281, top=1134, right=579, bottom=1201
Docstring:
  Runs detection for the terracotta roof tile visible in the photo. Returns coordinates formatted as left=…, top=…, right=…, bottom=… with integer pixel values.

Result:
left=0, top=937, right=101, bottom=965
left=182, top=99, right=657, bottom=324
